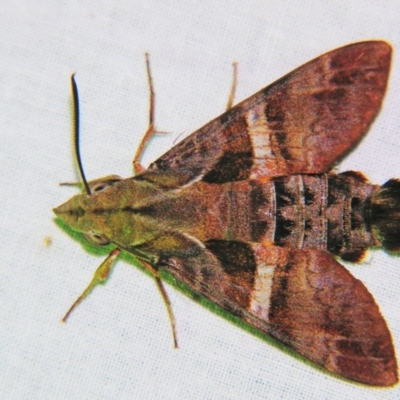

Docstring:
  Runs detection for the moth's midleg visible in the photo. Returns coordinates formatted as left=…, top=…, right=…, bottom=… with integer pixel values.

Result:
left=62, top=249, right=121, bottom=322
left=226, top=61, right=238, bottom=110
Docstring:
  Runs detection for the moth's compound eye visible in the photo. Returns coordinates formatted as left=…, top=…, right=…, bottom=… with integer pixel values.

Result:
left=90, top=181, right=112, bottom=193
left=84, top=231, right=110, bottom=246
left=88, top=176, right=122, bottom=193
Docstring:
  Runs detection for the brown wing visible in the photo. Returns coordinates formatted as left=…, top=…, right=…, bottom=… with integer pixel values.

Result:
left=139, top=41, right=391, bottom=188
left=161, top=240, right=398, bottom=386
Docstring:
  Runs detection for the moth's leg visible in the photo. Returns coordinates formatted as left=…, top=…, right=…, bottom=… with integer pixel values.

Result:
left=62, top=248, right=121, bottom=322
left=59, top=182, right=82, bottom=188
left=59, top=175, right=122, bottom=190
left=225, top=61, right=238, bottom=110
left=155, top=276, right=178, bottom=348
left=133, top=53, right=157, bottom=174
left=140, top=259, right=178, bottom=348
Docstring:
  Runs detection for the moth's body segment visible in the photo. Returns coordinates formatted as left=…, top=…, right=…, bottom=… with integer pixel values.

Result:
left=55, top=41, right=399, bottom=386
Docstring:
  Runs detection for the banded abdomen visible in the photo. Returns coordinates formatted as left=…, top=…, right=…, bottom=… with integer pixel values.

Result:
left=171, top=172, right=400, bottom=260
left=247, top=172, right=378, bottom=261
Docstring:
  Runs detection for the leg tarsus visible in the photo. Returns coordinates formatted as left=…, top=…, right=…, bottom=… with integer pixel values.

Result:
left=133, top=53, right=171, bottom=174
left=133, top=53, right=157, bottom=174
left=155, top=276, right=178, bottom=348
left=139, top=258, right=178, bottom=348
left=226, top=61, right=238, bottom=110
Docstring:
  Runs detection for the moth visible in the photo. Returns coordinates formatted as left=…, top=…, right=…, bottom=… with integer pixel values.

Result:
left=54, top=41, right=399, bottom=386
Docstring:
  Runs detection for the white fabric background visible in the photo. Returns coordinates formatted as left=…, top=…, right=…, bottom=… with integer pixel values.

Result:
left=1, top=1, right=400, bottom=399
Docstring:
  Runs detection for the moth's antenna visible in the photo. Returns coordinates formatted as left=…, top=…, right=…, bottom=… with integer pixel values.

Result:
left=71, top=73, right=91, bottom=195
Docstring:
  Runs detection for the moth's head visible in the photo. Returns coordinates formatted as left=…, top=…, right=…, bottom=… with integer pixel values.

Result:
left=53, top=176, right=122, bottom=246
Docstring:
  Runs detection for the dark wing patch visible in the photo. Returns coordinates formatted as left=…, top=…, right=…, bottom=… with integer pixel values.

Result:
left=162, top=238, right=257, bottom=312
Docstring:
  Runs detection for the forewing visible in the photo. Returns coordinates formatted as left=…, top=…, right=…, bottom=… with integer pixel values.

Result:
left=162, top=241, right=398, bottom=386
left=139, top=41, right=391, bottom=188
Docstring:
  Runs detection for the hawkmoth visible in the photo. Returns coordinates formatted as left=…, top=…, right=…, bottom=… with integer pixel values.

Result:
left=54, top=41, right=399, bottom=386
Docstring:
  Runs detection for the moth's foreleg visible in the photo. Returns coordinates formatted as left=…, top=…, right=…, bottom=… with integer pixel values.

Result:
left=62, top=248, right=121, bottom=322
left=226, top=61, right=238, bottom=110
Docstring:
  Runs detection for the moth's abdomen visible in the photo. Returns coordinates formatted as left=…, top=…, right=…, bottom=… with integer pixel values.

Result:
left=227, top=173, right=379, bottom=258
left=371, top=179, right=400, bottom=251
